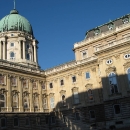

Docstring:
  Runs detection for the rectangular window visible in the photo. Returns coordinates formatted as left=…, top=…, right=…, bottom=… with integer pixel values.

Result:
left=25, top=117, right=30, bottom=126
left=72, top=76, right=76, bottom=83
left=75, top=113, right=80, bottom=120
left=51, top=117, right=56, bottom=124
left=50, top=97, right=55, bottom=108
left=36, top=117, right=41, bottom=126
left=43, top=98, right=47, bottom=109
left=73, top=92, right=79, bottom=104
left=49, top=83, right=53, bottom=88
left=14, top=117, right=19, bottom=127
left=60, top=79, right=64, bottom=86
left=33, top=82, right=37, bottom=90
left=0, top=76, right=5, bottom=84
left=81, top=50, right=87, bottom=59
left=114, top=104, right=121, bottom=115
left=1, top=118, right=6, bottom=128
left=86, top=72, right=90, bottom=79
left=89, top=110, right=96, bottom=119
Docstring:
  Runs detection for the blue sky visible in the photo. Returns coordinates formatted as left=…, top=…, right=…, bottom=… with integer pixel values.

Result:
left=0, top=0, right=130, bottom=69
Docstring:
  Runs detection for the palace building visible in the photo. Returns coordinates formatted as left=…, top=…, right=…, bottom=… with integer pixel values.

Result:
left=0, top=6, right=130, bottom=130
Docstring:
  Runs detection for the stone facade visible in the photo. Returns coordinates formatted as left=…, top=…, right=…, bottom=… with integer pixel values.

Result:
left=0, top=8, right=130, bottom=130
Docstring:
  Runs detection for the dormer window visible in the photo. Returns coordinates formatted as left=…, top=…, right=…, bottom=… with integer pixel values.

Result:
left=108, top=23, right=114, bottom=30
left=123, top=17, right=129, bottom=24
left=94, top=29, right=100, bottom=36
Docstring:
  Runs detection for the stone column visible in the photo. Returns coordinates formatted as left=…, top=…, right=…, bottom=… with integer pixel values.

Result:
left=23, top=41, right=25, bottom=60
left=39, top=81, right=43, bottom=112
left=19, top=41, right=21, bottom=59
left=3, top=41, right=5, bottom=60
left=7, top=75, right=12, bottom=112
left=29, top=79, right=34, bottom=112
left=33, top=40, right=36, bottom=62
left=0, top=41, right=1, bottom=59
left=19, top=77, right=23, bottom=112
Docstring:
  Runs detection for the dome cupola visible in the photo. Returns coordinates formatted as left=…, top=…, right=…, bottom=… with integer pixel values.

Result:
left=0, top=9, right=33, bottom=36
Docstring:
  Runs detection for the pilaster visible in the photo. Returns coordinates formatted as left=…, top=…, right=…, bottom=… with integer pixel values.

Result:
left=29, top=79, right=34, bottom=112
left=23, top=41, right=25, bottom=60
left=7, top=75, right=12, bottom=112
left=19, top=77, right=23, bottom=112
left=3, top=41, right=5, bottom=60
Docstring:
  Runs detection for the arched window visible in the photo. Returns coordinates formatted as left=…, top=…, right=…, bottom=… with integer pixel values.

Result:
left=13, top=95, right=18, bottom=108
left=127, top=68, right=130, bottom=86
left=108, top=72, right=118, bottom=94
left=0, top=94, right=5, bottom=108
left=24, top=98, right=29, bottom=109
left=10, top=52, right=15, bottom=60
left=88, top=89, right=94, bottom=101
left=27, top=53, right=30, bottom=60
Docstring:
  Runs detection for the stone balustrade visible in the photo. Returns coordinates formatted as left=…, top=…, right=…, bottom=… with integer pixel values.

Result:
left=74, top=22, right=130, bottom=49
left=95, top=36, right=130, bottom=52
left=45, top=56, right=97, bottom=75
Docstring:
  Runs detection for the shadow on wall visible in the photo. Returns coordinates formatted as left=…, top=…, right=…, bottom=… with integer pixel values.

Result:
left=50, top=73, right=130, bottom=130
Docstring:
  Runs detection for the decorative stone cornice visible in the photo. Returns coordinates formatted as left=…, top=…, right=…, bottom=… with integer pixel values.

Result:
left=23, top=91, right=30, bottom=97
left=71, top=87, right=78, bottom=92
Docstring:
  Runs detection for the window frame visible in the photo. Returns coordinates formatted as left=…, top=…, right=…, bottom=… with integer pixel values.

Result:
left=108, top=72, right=119, bottom=94
left=13, top=94, right=18, bottom=108
left=0, top=117, right=6, bottom=129
left=0, top=75, right=5, bottom=85
left=75, top=112, right=80, bottom=120
left=86, top=72, right=90, bottom=79
left=50, top=97, right=55, bottom=109
left=13, top=117, right=19, bottom=127
left=60, top=79, right=64, bottom=86
left=10, top=52, right=15, bottom=60
left=23, top=97, right=29, bottom=109
left=43, top=98, right=48, bottom=109
left=87, top=89, right=94, bottom=101
left=0, top=94, right=5, bottom=108
left=72, top=76, right=76, bottom=83
left=25, top=117, right=30, bottom=127
left=113, top=104, right=121, bottom=115
left=49, top=83, right=53, bottom=89
left=127, top=68, right=130, bottom=87
left=124, top=54, right=130, bottom=59
left=10, top=42, right=14, bottom=47
left=73, top=92, right=80, bottom=104
left=89, top=110, right=96, bottom=120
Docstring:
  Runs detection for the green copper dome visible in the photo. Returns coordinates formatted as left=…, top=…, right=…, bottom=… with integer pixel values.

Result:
left=0, top=9, right=33, bottom=36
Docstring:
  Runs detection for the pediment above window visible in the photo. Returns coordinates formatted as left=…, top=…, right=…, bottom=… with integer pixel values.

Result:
left=71, top=87, right=78, bottom=92
left=12, top=90, right=19, bottom=95
left=85, top=84, right=93, bottom=89
left=42, top=93, right=48, bottom=98
left=106, top=66, right=116, bottom=74
left=49, top=93, right=55, bottom=97
left=59, top=90, right=66, bottom=95
left=23, top=91, right=30, bottom=97
left=0, top=88, right=7, bottom=94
